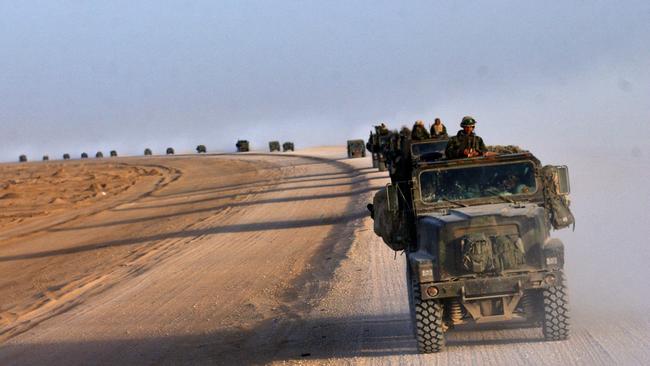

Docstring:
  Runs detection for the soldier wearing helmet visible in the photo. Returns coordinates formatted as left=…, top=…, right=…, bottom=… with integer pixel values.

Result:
left=445, top=116, right=487, bottom=159
left=411, top=120, right=431, bottom=141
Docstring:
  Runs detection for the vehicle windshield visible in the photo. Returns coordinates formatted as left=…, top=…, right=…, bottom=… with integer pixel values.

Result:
left=411, top=140, right=448, bottom=158
left=419, top=161, right=537, bottom=203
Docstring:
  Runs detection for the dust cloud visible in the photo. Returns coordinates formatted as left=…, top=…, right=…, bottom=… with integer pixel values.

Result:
left=542, top=149, right=650, bottom=318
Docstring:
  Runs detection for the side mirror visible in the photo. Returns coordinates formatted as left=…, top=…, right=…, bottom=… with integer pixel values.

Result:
left=386, top=184, right=399, bottom=212
left=555, top=165, right=571, bottom=195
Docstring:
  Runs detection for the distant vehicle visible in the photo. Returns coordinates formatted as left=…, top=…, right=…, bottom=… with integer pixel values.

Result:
left=282, top=142, right=295, bottom=152
left=236, top=140, right=250, bottom=152
left=95, top=151, right=103, bottom=158
left=110, top=150, right=118, bottom=157
left=42, top=155, right=49, bottom=161
left=269, top=141, right=280, bottom=152
left=346, top=139, right=366, bottom=158
left=63, top=153, right=70, bottom=160
left=368, top=131, right=378, bottom=168
left=166, top=147, right=175, bottom=155
left=367, top=127, right=392, bottom=171
left=81, top=152, right=88, bottom=159
left=196, top=144, right=207, bottom=153
left=19, top=154, right=27, bottom=162
left=144, top=148, right=153, bottom=156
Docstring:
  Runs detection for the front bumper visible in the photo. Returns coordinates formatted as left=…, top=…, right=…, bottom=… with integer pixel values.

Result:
left=420, top=270, right=563, bottom=301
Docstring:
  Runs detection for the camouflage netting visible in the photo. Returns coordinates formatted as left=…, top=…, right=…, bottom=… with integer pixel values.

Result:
left=372, top=187, right=408, bottom=251
left=486, top=145, right=526, bottom=154
left=541, top=165, right=575, bottom=230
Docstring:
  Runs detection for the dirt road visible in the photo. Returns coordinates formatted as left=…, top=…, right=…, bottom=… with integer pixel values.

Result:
left=0, top=149, right=648, bottom=365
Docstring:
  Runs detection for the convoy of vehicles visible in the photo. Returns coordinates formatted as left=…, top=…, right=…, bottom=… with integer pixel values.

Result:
left=9, top=119, right=574, bottom=355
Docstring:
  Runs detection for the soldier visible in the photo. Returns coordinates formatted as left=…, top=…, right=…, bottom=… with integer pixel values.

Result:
left=399, top=125, right=411, bottom=138
left=377, top=123, right=390, bottom=135
left=445, top=116, right=487, bottom=159
left=411, top=120, right=430, bottom=141
left=430, top=118, right=448, bottom=139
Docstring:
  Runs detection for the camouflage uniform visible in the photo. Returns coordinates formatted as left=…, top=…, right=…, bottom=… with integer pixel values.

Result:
left=445, top=116, right=486, bottom=159
left=445, top=130, right=487, bottom=159
left=411, top=121, right=430, bottom=141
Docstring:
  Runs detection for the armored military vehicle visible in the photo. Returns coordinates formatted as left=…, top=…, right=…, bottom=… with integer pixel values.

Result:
left=19, top=154, right=27, bottom=162
left=236, top=140, right=250, bottom=152
left=369, top=141, right=574, bottom=353
left=196, top=145, right=207, bottom=153
left=95, top=151, right=103, bottom=158
left=110, top=150, right=118, bottom=157
left=368, top=132, right=379, bottom=168
left=81, top=152, right=88, bottom=159
left=42, top=155, right=49, bottom=161
left=367, top=127, right=389, bottom=171
left=346, top=139, right=366, bottom=158
left=144, top=148, right=153, bottom=156
left=166, top=147, right=175, bottom=155
left=269, top=141, right=280, bottom=152
left=63, top=153, right=70, bottom=160
left=282, top=142, right=295, bottom=152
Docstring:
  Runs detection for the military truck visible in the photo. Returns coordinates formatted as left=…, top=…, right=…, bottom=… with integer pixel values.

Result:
left=282, top=142, right=295, bottom=152
left=42, top=155, right=49, bottom=161
left=346, top=139, right=366, bottom=158
left=236, top=140, right=250, bottom=152
left=63, top=153, right=70, bottom=160
left=369, top=141, right=574, bottom=353
left=144, top=148, right=153, bottom=156
left=166, top=147, right=175, bottom=155
left=368, top=132, right=379, bottom=168
left=196, top=145, right=207, bottom=153
left=367, top=127, right=390, bottom=171
left=269, top=141, right=280, bottom=152
left=95, top=151, right=103, bottom=158
left=19, top=155, right=27, bottom=162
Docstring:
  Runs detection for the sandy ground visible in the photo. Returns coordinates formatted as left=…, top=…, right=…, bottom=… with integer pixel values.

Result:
left=0, top=148, right=648, bottom=365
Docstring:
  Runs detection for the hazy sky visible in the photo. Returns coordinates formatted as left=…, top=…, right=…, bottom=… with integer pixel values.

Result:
left=1, top=1, right=649, bottom=160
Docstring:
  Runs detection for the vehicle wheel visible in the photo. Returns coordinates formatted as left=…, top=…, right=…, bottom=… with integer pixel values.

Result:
left=542, top=277, right=570, bottom=341
left=407, top=263, right=445, bottom=353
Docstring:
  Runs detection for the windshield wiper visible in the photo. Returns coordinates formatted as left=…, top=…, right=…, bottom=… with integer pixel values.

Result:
left=440, top=197, right=468, bottom=207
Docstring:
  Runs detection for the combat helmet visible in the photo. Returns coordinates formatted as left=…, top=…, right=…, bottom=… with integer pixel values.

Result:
left=460, top=116, right=477, bottom=127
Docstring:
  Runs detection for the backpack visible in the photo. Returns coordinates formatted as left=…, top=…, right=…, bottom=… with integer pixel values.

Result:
left=461, top=234, right=495, bottom=273
left=541, top=165, right=575, bottom=230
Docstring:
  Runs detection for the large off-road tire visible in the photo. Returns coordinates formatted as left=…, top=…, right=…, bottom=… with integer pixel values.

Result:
left=542, top=278, right=570, bottom=341
left=407, top=264, right=445, bottom=353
